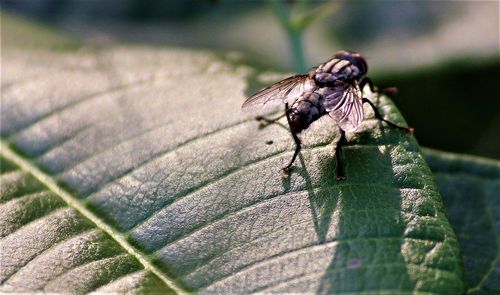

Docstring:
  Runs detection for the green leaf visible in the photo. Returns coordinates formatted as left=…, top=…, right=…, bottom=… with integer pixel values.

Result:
left=424, top=149, right=500, bottom=295
left=0, top=153, right=177, bottom=294
left=1, top=14, right=464, bottom=293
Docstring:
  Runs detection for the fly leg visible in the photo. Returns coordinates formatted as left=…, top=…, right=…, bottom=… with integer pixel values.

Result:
left=359, top=77, right=397, bottom=96
left=362, top=98, right=414, bottom=134
left=283, top=102, right=301, bottom=173
left=335, top=129, right=347, bottom=180
left=255, top=112, right=286, bottom=124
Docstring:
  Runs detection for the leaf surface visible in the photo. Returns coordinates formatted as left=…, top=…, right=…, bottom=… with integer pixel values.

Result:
left=424, top=149, right=500, bottom=295
left=0, top=153, right=176, bottom=293
left=1, top=15, right=464, bottom=293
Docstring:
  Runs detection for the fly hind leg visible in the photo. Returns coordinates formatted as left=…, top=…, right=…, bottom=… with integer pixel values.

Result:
left=335, top=129, right=347, bottom=180
left=282, top=132, right=301, bottom=174
left=282, top=103, right=301, bottom=173
left=255, top=112, right=286, bottom=124
left=362, top=98, right=414, bottom=134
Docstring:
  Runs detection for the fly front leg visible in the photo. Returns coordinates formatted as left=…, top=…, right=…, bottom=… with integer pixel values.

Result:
left=283, top=102, right=301, bottom=173
left=362, top=98, right=414, bottom=134
left=335, top=129, right=347, bottom=180
left=359, top=77, right=397, bottom=96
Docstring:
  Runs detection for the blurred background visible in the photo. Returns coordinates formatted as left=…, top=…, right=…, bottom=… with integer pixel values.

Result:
left=2, top=0, right=499, bottom=158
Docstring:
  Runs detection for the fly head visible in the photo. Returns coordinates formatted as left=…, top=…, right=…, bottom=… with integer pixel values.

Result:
left=333, top=51, right=368, bottom=78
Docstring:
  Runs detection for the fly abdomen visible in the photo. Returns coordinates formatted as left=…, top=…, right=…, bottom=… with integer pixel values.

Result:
left=289, top=92, right=326, bottom=133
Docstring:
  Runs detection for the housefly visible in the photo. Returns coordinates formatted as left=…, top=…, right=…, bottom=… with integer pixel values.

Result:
left=242, top=51, right=413, bottom=180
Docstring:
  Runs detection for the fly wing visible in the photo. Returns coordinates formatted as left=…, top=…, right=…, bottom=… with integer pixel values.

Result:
left=323, top=82, right=364, bottom=132
left=242, top=74, right=315, bottom=112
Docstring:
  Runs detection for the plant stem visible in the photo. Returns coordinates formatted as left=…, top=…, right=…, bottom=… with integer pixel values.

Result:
left=288, top=28, right=306, bottom=72
left=267, top=0, right=307, bottom=72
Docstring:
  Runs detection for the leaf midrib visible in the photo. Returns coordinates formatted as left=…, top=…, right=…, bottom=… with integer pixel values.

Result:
left=0, top=139, right=188, bottom=295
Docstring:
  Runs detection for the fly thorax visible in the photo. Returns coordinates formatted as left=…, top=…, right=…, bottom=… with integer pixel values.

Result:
left=314, top=57, right=363, bottom=83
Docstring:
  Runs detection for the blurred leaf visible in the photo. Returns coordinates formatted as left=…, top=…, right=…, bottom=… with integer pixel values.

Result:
left=375, top=57, right=500, bottom=159
left=424, top=148, right=500, bottom=295
left=0, top=14, right=465, bottom=293
left=0, top=11, right=82, bottom=51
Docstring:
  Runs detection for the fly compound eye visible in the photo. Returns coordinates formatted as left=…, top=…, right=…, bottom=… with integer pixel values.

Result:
left=356, top=55, right=368, bottom=75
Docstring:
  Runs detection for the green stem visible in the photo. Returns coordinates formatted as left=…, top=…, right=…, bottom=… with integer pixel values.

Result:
left=288, top=28, right=306, bottom=72
left=267, top=0, right=307, bottom=72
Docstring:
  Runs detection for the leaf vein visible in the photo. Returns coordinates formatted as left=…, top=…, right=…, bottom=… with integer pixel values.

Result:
left=0, top=140, right=188, bottom=295
left=153, top=184, right=423, bottom=255
left=84, top=118, right=256, bottom=197
left=198, top=235, right=451, bottom=290
left=252, top=262, right=463, bottom=294
left=6, top=78, right=153, bottom=139
left=2, top=211, right=93, bottom=283
left=129, top=139, right=417, bottom=234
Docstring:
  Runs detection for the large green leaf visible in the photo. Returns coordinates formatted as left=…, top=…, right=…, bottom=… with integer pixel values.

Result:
left=1, top=15, right=464, bottom=293
left=424, top=149, right=500, bottom=295
left=0, top=154, right=177, bottom=293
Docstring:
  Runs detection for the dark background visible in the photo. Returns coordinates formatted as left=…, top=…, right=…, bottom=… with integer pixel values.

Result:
left=2, top=0, right=499, bottom=158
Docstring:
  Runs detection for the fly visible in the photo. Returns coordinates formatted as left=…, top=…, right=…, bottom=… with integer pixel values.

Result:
left=242, top=51, right=413, bottom=180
